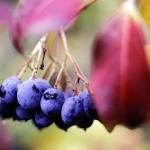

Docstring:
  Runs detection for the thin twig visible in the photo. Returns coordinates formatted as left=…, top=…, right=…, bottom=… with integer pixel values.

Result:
left=17, top=35, right=47, bottom=78
left=59, top=29, right=89, bottom=84
left=54, top=56, right=67, bottom=87
left=41, top=61, right=53, bottom=79
left=31, top=35, right=48, bottom=78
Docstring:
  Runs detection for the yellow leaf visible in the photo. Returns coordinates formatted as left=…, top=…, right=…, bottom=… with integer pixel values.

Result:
left=139, top=0, right=150, bottom=24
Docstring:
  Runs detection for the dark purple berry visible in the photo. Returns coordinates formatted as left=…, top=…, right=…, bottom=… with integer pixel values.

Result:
left=77, top=115, right=93, bottom=130
left=54, top=114, right=70, bottom=131
left=61, top=96, right=85, bottom=125
left=17, top=79, right=43, bottom=110
left=64, top=89, right=73, bottom=99
left=40, top=88, right=65, bottom=118
left=35, top=78, right=51, bottom=92
left=0, top=76, right=21, bottom=105
left=14, top=106, right=33, bottom=121
left=33, top=112, right=53, bottom=129
left=0, top=100, right=14, bottom=119
left=80, top=91, right=98, bottom=120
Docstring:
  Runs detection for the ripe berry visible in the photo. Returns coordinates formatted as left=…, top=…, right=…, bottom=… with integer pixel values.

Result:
left=61, top=96, right=85, bottom=125
left=80, top=91, right=98, bottom=120
left=0, top=76, right=21, bottom=105
left=77, top=114, right=93, bottom=130
left=17, top=79, right=43, bottom=110
left=35, top=78, right=51, bottom=92
left=14, top=106, right=33, bottom=121
left=33, top=112, right=53, bottom=129
left=54, top=114, right=70, bottom=131
left=40, top=88, right=65, bottom=118
left=0, top=100, right=15, bottom=119
left=64, top=89, right=73, bottom=99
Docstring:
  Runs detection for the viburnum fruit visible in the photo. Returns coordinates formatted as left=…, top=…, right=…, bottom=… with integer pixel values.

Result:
left=0, top=76, right=21, bottom=105
left=33, top=112, right=53, bottom=129
left=91, top=0, right=150, bottom=131
left=14, top=106, right=33, bottom=121
left=35, top=78, right=51, bottom=92
left=17, top=79, right=43, bottom=110
left=61, top=96, right=85, bottom=125
left=40, top=88, right=65, bottom=118
left=64, top=89, right=73, bottom=99
left=77, top=114, right=93, bottom=130
left=0, top=100, right=15, bottom=119
left=80, top=91, right=98, bottom=120
left=54, top=114, right=70, bottom=131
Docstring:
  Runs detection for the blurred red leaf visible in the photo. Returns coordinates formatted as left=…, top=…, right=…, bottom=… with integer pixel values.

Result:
left=11, top=0, right=88, bottom=53
left=91, top=1, right=150, bottom=132
left=0, top=2, right=14, bottom=27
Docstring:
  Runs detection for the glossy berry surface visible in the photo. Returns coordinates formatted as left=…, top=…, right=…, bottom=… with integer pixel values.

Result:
left=35, top=78, right=51, bottom=92
left=61, top=96, right=85, bottom=125
left=80, top=92, right=98, bottom=120
left=41, top=88, right=65, bottom=118
left=17, top=79, right=43, bottom=110
left=33, top=112, right=53, bottom=129
left=0, top=76, right=21, bottom=105
left=14, top=106, right=33, bottom=121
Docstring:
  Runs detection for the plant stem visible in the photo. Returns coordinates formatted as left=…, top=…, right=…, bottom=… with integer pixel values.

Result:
left=54, top=56, right=67, bottom=87
left=41, top=61, right=53, bottom=79
left=17, top=35, right=47, bottom=78
left=59, top=29, right=89, bottom=85
left=31, top=35, right=48, bottom=78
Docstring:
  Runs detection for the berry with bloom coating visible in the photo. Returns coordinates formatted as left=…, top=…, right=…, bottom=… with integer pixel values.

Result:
left=0, top=100, right=15, bottom=119
left=35, top=78, right=51, bottom=92
left=17, top=79, right=43, bottom=110
left=64, top=89, right=73, bottom=99
left=61, top=96, right=85, bottom=125
left=14, top=106, right=33, bottom=121
left=0, top=76, right=21, bottom=105
left=79, top=91, right=98, bottom=120
left=33, top=112, right=53, bottom=129
left=41, top=88, right=65, bottom=118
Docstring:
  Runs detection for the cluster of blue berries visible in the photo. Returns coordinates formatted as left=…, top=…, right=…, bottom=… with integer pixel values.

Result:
left=0, top=76, right=98, bottom=131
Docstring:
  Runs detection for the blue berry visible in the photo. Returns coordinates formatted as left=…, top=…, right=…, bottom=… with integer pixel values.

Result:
left=17, top=79, right=43, bottom=110
left=80, top=91, right=98, bottom=120
left=3, top=76, right=21, bottom=86
left=14, top=106, right=33, bottom=121
left=77, top=115, right=93, bottom=130
left=40, top=88, right=65, bottom=118
left=33, top=112, right=53, bottom=129
left=0, top=100, right=15, bottom=119
left=64, top=89, right=73, bottom=99
left=61, top=96, right=85, bottom=125
left=35, top=78, right=51, bottom=92
left=0, top=76, right=21, bottom=105
left=54, top=114, right=70, bottom=131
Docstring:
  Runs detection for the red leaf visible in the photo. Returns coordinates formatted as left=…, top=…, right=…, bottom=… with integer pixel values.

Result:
left=0, top=2, right=14, bottom=27
left=11, top=0, right=87, bottom=52
left=91, top=1, right=150, bottom=132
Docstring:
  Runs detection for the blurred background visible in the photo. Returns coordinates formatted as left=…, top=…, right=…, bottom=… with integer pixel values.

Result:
left=0, top=0, right=150, bottom=150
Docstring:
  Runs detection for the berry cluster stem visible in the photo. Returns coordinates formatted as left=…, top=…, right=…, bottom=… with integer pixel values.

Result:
left=31, top=35, right=48, bottom=78
left=59, top=29, right=89, bottom=86
left=17, top=35, right=47, bottom=78
left=54, top=56, right=67, bottom=87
